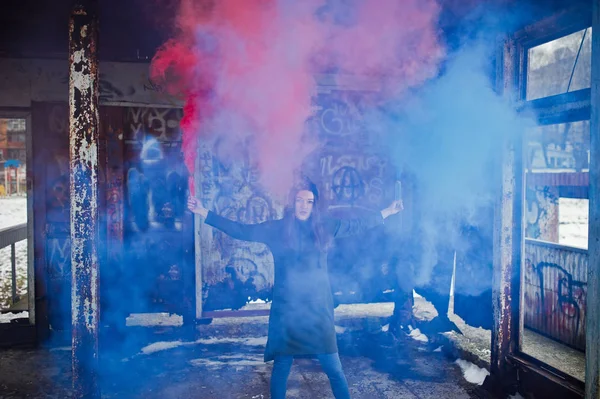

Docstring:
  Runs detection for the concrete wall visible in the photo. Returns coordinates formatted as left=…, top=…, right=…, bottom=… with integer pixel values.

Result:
left=0, top=58, right=183, bottom=108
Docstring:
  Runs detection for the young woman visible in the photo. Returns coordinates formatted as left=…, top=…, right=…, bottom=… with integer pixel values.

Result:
left=187, top=178, right=403, bottom=399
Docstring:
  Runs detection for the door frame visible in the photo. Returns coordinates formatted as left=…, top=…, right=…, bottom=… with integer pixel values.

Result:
left=0, top=108, right=36, bottom=346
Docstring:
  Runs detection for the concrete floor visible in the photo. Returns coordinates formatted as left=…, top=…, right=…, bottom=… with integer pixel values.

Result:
left=522, top=329, right=585, bottom=382
left=0, top=303, right=490, bottom=399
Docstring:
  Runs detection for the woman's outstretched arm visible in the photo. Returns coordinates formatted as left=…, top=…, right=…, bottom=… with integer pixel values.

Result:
left=327, top=200, right=403, bottom=238
left=187, top=197, right=274, bottom=244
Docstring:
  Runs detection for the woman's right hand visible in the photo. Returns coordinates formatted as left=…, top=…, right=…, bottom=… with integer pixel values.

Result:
left=187, top=196, right=208, bottom=218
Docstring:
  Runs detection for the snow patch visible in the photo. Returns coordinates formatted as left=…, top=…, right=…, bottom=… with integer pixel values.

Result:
left=139, top=336, right=267, bottom=355
left=247, top=298, right=266, bottom=305
left=190, top=355, right=265, bottom=370
left=141, top=340, right=185, bottom=355
left=335, top=325, right=347, bottom=334
left=413, top=295, right=438, bottom=321
left=455, top=359, right=489, bottom=385
left=0, top=198, right=27, bottom=229
left=126, top=312, right=183, bottom=327
left=0, top=311, right=28, bottom=323
left=49, top=346, right=71, bottom=352
left=195, top=337, right=267, bottom=346
left=0, top=198, right=28, bottom=309
left=408, top=327, right=429, bottom=343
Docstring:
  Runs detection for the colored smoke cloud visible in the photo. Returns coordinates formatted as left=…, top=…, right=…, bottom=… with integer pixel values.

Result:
left=368, top=37, right=534, bottom=288
left=150, top=0, right=444, bottom=197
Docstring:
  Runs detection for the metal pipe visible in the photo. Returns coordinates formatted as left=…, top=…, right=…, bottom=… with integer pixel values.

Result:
left=11, top=243, right=16, bottom=304
left=68, top=3, right=100, bottom=398
left=16, top=167, right=20, bottom=195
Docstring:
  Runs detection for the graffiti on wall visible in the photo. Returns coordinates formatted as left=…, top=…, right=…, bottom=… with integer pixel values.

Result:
left=122, top=107, right=191, bottom=313
left=126, top=107, right=183, bottom=143
left=310, top=90, right=378, bottom=142
left=198, top=138, right=279, bottom=310
left=302, top=91, right=396, bottom=213
left=197, top=89, right=406, bottom=310
left=312, top=91, right=401, bottom=303
left=523, top=241, right=587, bottom=350
left=46, top=237, right=71, bottom=278
left=44, top=105, right=70, bottom=223
left=39, top=103, right=74, bottom=315
left=318, top=152, right=390, bottom=208
left=124, top=107, right=186, bottom=231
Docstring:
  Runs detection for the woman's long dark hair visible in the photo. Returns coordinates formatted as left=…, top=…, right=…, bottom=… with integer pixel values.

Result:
left=283, top=177, right=330, bottom=251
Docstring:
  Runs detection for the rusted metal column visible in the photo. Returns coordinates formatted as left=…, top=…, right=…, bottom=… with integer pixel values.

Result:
left=491, top=37, right=523, bottom=377
left=68, top=3, right=100, bottom=398
left=586, top=1, right=600, bottom=397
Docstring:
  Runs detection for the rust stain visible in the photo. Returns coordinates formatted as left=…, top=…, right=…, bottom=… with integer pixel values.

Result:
left=523, top=240, right=587, bottom=350
left=493, top=141, right=515, bottom=371
left=492, top=37, right=518, bottom=376
left=68, top=4, right=100, bottom=399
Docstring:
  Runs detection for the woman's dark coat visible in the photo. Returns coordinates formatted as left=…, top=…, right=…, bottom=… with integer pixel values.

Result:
left=205, top=210, right=383, bottom=362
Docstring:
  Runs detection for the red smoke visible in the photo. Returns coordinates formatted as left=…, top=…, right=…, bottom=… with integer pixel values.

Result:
left=317, top=0, right=443, bottom=89
left=151, top=0, right=444, bottom=198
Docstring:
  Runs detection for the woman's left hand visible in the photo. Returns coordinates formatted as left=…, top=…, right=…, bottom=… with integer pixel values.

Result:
left=381, top=200, right=404, bottom=219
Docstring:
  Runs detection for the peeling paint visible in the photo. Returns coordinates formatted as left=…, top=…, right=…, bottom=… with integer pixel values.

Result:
left=491, top=38, right=520, bottom=377
left=68, top=4, right=100, bottom=399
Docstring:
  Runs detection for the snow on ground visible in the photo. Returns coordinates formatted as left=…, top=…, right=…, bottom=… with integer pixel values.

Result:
left=49, top=347, right=71, bottom=352
left=190, top=354, right=266, bottom=370
left=0, top=197, right=27, bottom=230
left=335, top=325, right=347, bottom=334
left=446, top=311, right=492, bottom=366
left=0, top=197, right=28, bottom=310
left=247, top=298, right=267, bottom=305
left=559, top=198, right=588, bottom=249
left=413, top=290, right=437, bottom=322
left=407, top=326, right=429, bottom=343
left=140, top=341, right=185, bottom=355
left=125, top=312, right=184, bottom=327
left=196, top=336, right=267, bottom=346
left=0, top=310, right=28, bottom=323
left=455, top=359, right=489, bottom=385
left=139, top=336, right=268, bottom=356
